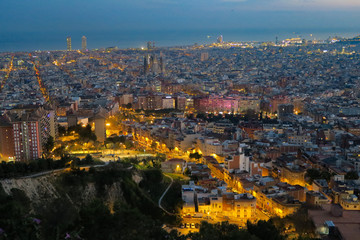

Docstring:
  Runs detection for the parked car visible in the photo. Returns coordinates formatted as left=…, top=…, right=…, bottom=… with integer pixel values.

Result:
left=191, top=223, right=195, bottom=229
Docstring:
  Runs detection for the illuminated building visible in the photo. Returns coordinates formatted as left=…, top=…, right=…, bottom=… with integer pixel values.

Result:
left=147, top=41, right=155, bottom=50
left=339, top=193, right=360, bottom=210
left=197, top=139, right=223, bottom=156
left=201, top=52, right=209, bottom=61
left=0, top=107, right=56, bottom=161
left=306, top=191, right=331, bottom=206
left=253, top=182, right=304, bottom=217
left=143, top=54, right=162, bottom=75
left=182, top=184, right=256, bottom=223
left=119, top=94, right=133, bottom=106
left=278, top=104, right=294, bottom=120
left=0, top=116, right=15, bottom=161
left=279, top=165, right=306, bottom=187
left=182, top=186, right=196, bottom=215
left=270, top=95, right=289, bottom=113
left=161, top=82, right=181, bottom=95
left=143, top=54, right=164, bottom=75
left=175, top=96, right=187, bottom=110
left=226, top=144, right=250, bottom=172
left=223, top=193, right=256, bottom=223
left=238, top=97, right=260, bottom=113
left=12, top=120, right=41, bottom=161
left=0, top=107, right=58, bottom=162
left=67, top=36, right=72, bottom=51
left=94, top=112, right=106, bottom=142
left=144, top=54, right=150, bottom=74
left=161, top=158, right=186, bottom=173
left=217, top=35, right=223, bottom=44
left=81, top=36, right=87, bottom=50
left=151, top=55, right=160, bottom=74
left=136, top=94, right=162, bottom=110
left=162, top=96, right=175, bottom=109
left=193, top=95, right=239, bottom=113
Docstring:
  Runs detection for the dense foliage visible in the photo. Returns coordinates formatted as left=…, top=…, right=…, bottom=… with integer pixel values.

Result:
left=345, top=171, right=359, bottom=180
left=305, top=168, right=332, bottom=184
left=0, top=154, right=98, bottom=179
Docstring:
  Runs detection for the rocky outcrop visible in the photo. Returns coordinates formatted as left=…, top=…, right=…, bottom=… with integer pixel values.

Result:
left=0, top=169, right=143, bottom=209
left=0, top=176, right=59, bottom=203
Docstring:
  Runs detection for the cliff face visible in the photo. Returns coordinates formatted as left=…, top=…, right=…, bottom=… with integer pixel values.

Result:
left=0, top=169, right=143, bottom=209
left=1, top=176, right=60, bottom=204
left=0, top=167, right=173, bottom=240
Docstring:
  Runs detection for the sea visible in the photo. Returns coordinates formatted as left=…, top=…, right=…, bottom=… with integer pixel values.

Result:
left=0, top=28, right=359, bottom=52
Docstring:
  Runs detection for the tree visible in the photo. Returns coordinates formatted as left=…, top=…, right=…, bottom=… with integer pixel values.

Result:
left=53, top=145, right=66, bottom=158
left=243, top=109, right=258, bottom=121
left=43, top=136, right=54, bottom=158
left=78, top=124, right=97, bottom=142
left=124, top=140, right=134, bottom=149
left=125, top=103, right=132, bottom=109
left=305, top=169, right=321, bottom=184
left=247, top=220, right=285, bottom=240
left=188, top=221, right=256, bottom=240
left=84, top=154, right=94, bottom=164
left=345, top=171, right=359, bottom=180
left=189, top=152, right=202, bottom=161
left=58, top=125, right=66, bottom=136
left=151, top=142, right=157, bottom=150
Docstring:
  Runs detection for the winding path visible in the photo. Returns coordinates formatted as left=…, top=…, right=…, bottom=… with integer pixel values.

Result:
left=158, top=174, right=174, bottom=215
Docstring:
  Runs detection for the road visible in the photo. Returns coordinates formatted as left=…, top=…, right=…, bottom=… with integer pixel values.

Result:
left=0, top=56, right=14, bottom=92
left=158, top=173, right=174, bottom=215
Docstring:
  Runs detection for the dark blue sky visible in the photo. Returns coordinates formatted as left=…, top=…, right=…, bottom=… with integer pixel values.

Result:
left=1, top=0, right=359, bottom=51
left=1, top=0, right=360, bottom=32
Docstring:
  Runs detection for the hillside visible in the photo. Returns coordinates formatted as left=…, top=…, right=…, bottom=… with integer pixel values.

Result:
left=0, top=163, right=179, bottom=240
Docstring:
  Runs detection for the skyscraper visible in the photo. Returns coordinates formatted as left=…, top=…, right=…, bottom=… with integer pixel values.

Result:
left=144, top=54, right=150, bottom=74
left=147, top=41, right=152, bottom=50
left=82, top=36, right=87, bottom=51
left=67, top=36, right=72, bottom=51
left=217, top=35, right=223, bottom=44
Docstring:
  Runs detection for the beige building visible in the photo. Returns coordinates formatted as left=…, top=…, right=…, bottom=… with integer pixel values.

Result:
left=161, top=158, right=186, bottom=173
left=182, top=184, right=257, bottom=223
left=162, top=96, right=175, bottom=109
left=94, top=114, right=106, bottom=142
left=339, top=193, right=360, bottom=210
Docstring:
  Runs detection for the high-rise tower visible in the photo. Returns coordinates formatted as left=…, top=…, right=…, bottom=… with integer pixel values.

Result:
left=82, top=36, right=87, bottom=50
left=147, top=41, right=152, bottom=50
left=66, top=36, right=72, bottom=51
left=217, top=35, right=223, bottom=44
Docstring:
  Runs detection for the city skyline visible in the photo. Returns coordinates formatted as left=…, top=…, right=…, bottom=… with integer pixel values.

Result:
left=2, top=1, right=360, bottom=239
